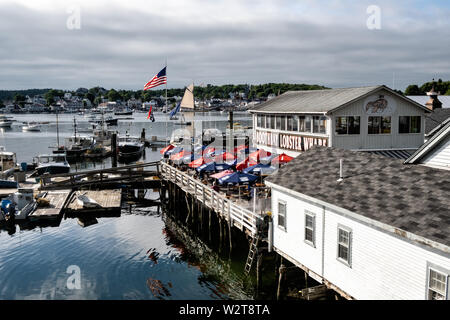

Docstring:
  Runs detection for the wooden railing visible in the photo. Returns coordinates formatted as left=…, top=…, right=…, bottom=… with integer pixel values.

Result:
left=160, top=161, right=262, bottom=235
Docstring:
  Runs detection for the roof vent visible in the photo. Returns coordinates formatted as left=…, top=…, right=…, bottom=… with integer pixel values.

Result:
left=337, top=158, right=344, bottom=182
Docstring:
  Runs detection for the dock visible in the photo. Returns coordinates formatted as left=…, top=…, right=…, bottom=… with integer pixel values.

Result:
left=38, top=161, right=161, bottom=190
left=65, top=189, right=122, bottom=216
left=28, top=189, right=72, bottom=220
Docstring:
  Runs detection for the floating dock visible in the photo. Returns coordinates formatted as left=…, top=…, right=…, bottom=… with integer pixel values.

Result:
left=64, top=189, right=122, bottom=216
left=28, top=189, right=72, bottom=220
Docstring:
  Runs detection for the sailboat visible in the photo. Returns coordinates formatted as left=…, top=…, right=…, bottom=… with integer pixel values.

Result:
left=171, top=83, right=194, bottom=126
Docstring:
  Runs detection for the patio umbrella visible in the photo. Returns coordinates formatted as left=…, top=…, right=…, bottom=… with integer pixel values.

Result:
left=160, top=144, right=175, bottom=155
left=166, top=146, right=183, bottom=156
left=259, top=154, right=277, bottom=165
left=215, top=162, right=233, bottom=171
left=217, top=172, right=258, bottom=185
left=189, top=157, right=213, bottom=168
left=196, top=162, right=217, bottom=173
left=271, top=153, right=294, bottom=165
left=249, top=149, right=272, bottom=163
left=252, top=166, right=277, bottom=175
left=214, top=152, right=235, bottom=163
left=236, top=157, right=250, bottom=171
left=243, top=163, right=271, bottom=174
left=210, top=170, right=234, bottom=180
left=170, top=151, right=193, bottom=165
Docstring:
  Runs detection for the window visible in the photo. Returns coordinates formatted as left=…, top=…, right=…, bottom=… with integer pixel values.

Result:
left=305, top=116, right=311, bottom=132
left=368, top=116, right=391, bottom=134
left=278, top=201, right=286, bottom=231
left=270, top=115, right=275, bottom=129
left=280, top=116, right=286, bottom=131
left=262, top=115, right=267, bottom=129
left=299, top=116, right=305, bottom=132
left=399, top=116, right=421, bottom=134
left=276, top=116, right=281, bottom=130
left=287, top=116, right=293, bottom=131
left=312, top=116, right=327, bottom=134
left=257, top=115, right=262, bottom=128
left=292, top=116, right=298, bottom=131
left=337, top=227, right=351, bottom=266
left=428, top=268, right=448, bottom=300
left=335, top=116, right=360, bottom=135
left=304, top=212, right=315, bottom=246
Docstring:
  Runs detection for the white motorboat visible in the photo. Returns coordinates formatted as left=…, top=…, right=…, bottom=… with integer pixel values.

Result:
left=31, top=153, right=70, bottom=176
left=22, top=122, right=41, bottom=132
left=0, top=115, right=14, bottom=128
left=118, top=133, right=144, bottom=160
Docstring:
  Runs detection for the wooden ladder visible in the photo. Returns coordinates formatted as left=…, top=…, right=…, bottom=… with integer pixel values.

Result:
left=244, top=235, right=259, bottom=275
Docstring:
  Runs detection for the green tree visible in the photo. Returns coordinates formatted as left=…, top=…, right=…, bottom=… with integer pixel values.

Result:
left=404, top=85, right=422, bottom=95
left=107, top=89, right=121, bottom=102
left=14, top=93, right=26, bottom=106
left=84, top=92, right=95, bottom=104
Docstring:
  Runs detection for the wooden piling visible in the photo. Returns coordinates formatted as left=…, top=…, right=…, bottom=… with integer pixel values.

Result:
left=277, top=258, right=285, bottom=301
left=111, top=133, right=117, bottom=168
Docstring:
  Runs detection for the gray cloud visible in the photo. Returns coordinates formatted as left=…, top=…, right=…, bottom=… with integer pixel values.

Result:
left=0, top=0, right=449, bottom=91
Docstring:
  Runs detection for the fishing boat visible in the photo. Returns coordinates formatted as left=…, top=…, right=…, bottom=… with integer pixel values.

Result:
left=114, top=107, right=133, bottom=116
left=22, top=122, right=41, bottom=132
left=31, top=153, right=70, bottom=176
left=118, top=133, right=145, bottom=160
left=0, top=146, right=17, bottom=175
left=0, top=189, right=37, bottom=221
left=0, top=115, right=14, bottom=128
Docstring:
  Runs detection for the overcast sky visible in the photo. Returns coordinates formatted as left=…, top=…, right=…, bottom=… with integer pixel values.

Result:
left=0, top=0, right=449, bottom=91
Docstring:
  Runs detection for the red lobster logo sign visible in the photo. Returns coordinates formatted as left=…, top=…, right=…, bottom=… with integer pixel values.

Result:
left=365, top=95, right=388, bottom=114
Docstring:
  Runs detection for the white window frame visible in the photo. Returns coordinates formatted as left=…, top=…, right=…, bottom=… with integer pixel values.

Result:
left=304, top=211, right=316, bottom=247
left=336, top=225, right=352, bottom=267
left=426, top=264, right=449, bottom=300
left=277, top=200, right=287, bottom=232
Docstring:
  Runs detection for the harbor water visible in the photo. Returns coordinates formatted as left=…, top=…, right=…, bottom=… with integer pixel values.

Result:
left=0, top=112, right=257, bottom=300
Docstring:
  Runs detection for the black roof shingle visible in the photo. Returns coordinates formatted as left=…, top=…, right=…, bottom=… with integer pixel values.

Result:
left=265, top=147, right=450, bottom=248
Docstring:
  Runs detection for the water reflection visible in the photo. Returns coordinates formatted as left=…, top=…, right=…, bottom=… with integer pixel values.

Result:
left=0, top=199, right=252, bottom=300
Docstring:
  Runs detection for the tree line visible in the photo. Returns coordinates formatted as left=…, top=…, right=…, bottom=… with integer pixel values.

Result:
left=1, top=80, right=448, bottom=108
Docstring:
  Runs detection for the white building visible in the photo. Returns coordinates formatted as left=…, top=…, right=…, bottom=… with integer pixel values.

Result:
left=265, top=147, right=450, bottom=300
left=405, top=118, right=450, bottom=170
left=249, top=85, right=430, bottom=159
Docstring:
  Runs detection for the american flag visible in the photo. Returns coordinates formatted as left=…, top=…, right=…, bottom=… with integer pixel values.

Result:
left=144, top=67, right=167, bottom=91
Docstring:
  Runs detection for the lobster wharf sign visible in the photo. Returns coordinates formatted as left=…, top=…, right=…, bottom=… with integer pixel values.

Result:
left=254, top=130, right=328, bottom=152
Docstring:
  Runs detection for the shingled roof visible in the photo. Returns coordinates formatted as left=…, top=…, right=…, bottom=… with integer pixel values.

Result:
left=265, top=147, right=450, bottom=249
left=425, top=108, right=450, bottom=136
left=249, top=85, right=429, bottom=114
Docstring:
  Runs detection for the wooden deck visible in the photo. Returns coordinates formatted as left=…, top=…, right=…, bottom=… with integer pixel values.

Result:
left=29, top=189, right=72, bottom=220
left=160, top=162, right=264, bottom=236
left=65, top=189, right=122, bottom=216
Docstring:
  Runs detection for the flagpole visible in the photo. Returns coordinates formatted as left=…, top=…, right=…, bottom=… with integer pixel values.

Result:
left=165, top=58, right=168, bottom=144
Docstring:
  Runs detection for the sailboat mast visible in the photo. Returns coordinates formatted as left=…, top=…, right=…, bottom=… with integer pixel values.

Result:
left=56, top=110, right=59, bottom=147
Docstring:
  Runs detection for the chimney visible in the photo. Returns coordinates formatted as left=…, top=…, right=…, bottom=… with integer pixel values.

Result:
left=425, top=80, right=443, bottom=111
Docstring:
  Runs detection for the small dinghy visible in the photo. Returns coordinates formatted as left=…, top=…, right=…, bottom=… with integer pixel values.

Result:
left=77, top=194, right=102, bottom=209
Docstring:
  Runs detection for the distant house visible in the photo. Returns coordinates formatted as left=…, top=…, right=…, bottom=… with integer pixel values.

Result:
left=249, top=85, right=430, bottom=159
left=64, top=93, right=72, bottom=100
left=265, top=147, right=450, bottom=300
